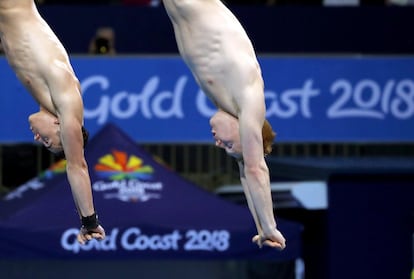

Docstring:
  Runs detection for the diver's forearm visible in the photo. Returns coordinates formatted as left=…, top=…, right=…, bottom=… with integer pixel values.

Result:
left=243, top=169, right=277, bottom=234
left=66, top=165, right=95, bottom=217
left=240, top=176, right=263, bottom=235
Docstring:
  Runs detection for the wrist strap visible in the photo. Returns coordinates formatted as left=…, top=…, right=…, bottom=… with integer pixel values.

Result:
left=81, top=212, right=99, bottom=230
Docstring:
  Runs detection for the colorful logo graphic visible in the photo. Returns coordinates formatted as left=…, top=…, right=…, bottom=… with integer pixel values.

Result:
left=40, top=159, right=67, bottom=180
left=94, top=150, right=153, bottom=180
left=93, top=150, right=162, bottom=203
left=4, top=159, right=67, bottom=201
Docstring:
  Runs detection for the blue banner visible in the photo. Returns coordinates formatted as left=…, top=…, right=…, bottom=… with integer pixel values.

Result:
left=1, top=56, right=413, bottom=143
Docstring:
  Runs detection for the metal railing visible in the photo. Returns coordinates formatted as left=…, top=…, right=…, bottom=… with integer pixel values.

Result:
left=1, top=142, right=414, bottom=195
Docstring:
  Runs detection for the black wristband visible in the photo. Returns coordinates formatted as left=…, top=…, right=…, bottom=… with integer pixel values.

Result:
left=81, top=212, right=99, bottom=230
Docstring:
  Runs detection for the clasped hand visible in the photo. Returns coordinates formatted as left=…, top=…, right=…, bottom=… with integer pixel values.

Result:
left=252, top=229, right=286, bottom=250
left=77, top=225, right=106, bottom=245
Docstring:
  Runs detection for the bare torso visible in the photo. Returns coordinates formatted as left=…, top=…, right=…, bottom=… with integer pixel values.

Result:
left=165, top=1, right=285, bottom=249
left=0, top=0, right=79, bottom=115
left=0, top=1, right=106, bottom=242
left=163, top=0, right=264, bottom=117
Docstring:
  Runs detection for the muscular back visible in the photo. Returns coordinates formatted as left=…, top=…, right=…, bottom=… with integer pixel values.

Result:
left=163, top=0, right=264, bottom=117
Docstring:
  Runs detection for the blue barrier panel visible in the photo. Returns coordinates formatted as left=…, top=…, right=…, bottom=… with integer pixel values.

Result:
left=1, top=56, right=413, bottom=143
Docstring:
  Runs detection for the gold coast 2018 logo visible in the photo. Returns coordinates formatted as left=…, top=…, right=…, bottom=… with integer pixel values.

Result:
left=92, top=150, right=163, bottom=203
left=4, top=159, right=68, bottom=201
left=94, top=150, right=153, bottom=180
left=40, top=159, right=67, bottom=179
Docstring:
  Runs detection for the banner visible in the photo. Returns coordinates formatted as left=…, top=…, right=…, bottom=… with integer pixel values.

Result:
left=1, top=56, right=413, bottom=143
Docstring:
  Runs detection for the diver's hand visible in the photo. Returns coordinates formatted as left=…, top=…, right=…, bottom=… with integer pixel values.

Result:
left=77, top=224, right=106, bottom=245
left=252, top=228, right=286, bottom=250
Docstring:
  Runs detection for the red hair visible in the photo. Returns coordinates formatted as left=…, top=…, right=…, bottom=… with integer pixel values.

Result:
left=262, top=119, right=276, bottom=156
